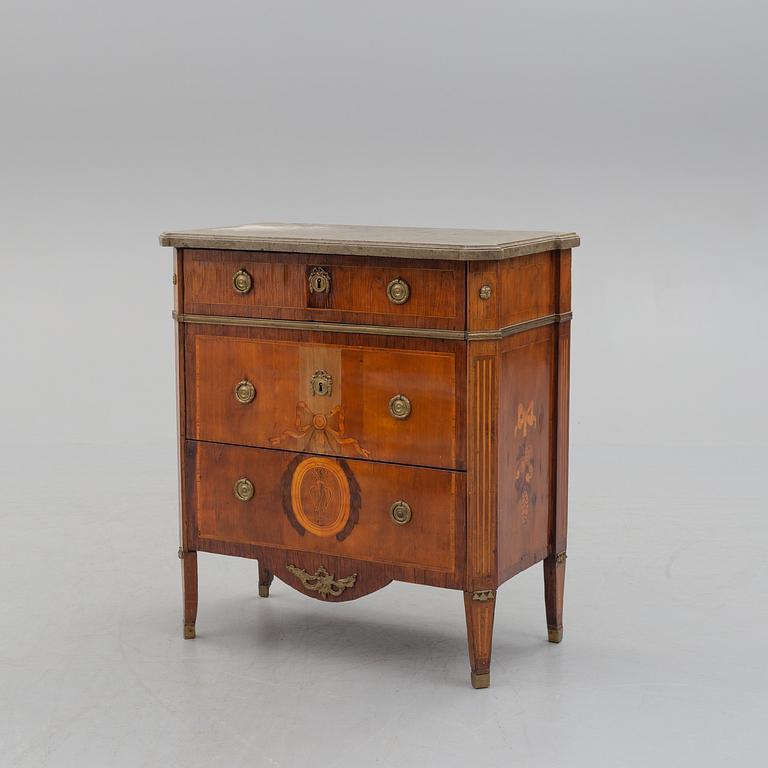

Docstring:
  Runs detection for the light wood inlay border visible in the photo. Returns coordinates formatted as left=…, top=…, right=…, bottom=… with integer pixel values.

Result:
left=469, top=354, right=497, bottom=581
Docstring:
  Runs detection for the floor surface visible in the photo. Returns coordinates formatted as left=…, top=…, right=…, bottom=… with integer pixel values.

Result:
left=1, top=442, right=765, bottom=767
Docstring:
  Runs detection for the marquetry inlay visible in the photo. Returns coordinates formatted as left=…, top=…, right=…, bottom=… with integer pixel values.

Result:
left=469, top=355, right=496, bottom=579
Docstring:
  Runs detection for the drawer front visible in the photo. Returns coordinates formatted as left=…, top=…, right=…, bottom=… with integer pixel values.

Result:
left=182, top=249, right=465, bottom=330
left=186, top=325, right=464, bottom=470
left=190, top=441, right=463, bottom=574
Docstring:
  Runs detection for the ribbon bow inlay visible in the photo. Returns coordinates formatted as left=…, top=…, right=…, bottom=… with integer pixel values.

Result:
left=514, top=400, right=537, bottom=437
left=270, top=402, right=370, bottom=458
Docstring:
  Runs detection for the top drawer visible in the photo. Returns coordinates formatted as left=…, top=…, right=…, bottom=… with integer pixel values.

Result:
left=182, top=249, right=466, bottom=331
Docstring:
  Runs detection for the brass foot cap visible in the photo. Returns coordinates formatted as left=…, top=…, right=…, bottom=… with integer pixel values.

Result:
left=548, top=627, right=563, bottom=643
left=183, top=624, right=196, bottom=639
left=258, top=585, right=270, bottom=598
left=471, top=672, right=490, bottom=689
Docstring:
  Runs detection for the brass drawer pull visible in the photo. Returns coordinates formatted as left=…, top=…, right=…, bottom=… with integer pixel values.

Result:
left=233, top=269, right=253, bottom=294
left=388, top=394, right=411, bottom=420
left=390, top=500, right=412, bottom=525
left=309, top=267, right=331, bottom=294
left=235, top=380, right=256, bottom=404
left=234, top=478, right=254, bottom=502
left=386, top=278, right=410, bottom=305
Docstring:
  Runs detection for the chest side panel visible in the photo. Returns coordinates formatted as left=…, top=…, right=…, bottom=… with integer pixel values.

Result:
left=497, top=325, right=554, bottom=581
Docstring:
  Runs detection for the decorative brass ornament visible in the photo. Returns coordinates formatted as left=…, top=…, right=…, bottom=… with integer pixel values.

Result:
left=308, top=266, right=331, bottom=294
left=548, top=627, right=563, bottom=644
left=479, top=284, right=492, bottom=300
left=286, top=564, right=357, bottom=598
left=173, top=309, right=572, bottom=341
left=555, top=551, right=567, bottom=565
left=232, top=268, right=253, bottom=294
left=310, top=370, right=332, bottom=397
left=389, top=500, right=412, bottom=525
left=234, top=477, right=254, bottom=501
left=270, top=402, right=370, bottom=458
left=290, top=457, right=351, bottom=537
left=234, top=379, right=256, bottom=404
left=386, top=277, right=410, bottom=305
left=472, top=590, right=495, bottom=602
left=388, top=394, right=411, bottom=420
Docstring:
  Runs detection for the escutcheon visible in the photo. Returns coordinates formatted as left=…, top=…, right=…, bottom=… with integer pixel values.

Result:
left=310, top=370, right=333, bottom=397
left=308, top=266, right=331, bottom=294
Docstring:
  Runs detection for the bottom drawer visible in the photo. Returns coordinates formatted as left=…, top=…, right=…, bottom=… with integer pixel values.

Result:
left=189, top=441, right=463, bottom=574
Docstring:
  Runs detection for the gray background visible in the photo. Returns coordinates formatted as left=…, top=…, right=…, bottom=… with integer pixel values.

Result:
left=1, top=1, right=766, bottom=766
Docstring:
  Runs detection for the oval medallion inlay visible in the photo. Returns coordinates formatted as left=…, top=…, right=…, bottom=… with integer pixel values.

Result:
left=290, top=457, right=351, bottom=537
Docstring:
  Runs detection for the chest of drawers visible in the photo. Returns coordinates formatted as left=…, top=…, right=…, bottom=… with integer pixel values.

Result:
left=160, top=223, right=579, bottom=688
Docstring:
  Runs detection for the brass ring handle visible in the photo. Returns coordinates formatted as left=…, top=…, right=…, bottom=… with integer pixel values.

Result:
left=390, top=500, right=412, bottom=525
left=233, top=269, right=253, bottom=294
left=309, top=267, right=331, bottom=294
left=235, top=380, right=256, bottom=404
left=388, top=394, right=411, bottom=420
left=234, top=478, right=254, bottom=502
left=386, top=278, right=410, bottom=305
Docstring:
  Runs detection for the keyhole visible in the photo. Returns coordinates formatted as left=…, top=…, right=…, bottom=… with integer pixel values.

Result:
left=315, top=277, right=323, bottom=291
left=317, top=381, right=326, bottom=394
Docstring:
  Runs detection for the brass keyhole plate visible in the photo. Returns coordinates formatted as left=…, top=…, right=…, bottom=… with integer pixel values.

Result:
left=311, top=370, right=333, bottom=397
left=309, top=267, right=331, bottom=294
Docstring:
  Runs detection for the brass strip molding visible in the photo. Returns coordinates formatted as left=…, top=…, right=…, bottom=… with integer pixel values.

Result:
left=172, top=311, right=572, bottom=340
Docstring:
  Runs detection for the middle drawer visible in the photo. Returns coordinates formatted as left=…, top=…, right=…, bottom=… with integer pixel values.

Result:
left=185, top=324, right=465, bottom=470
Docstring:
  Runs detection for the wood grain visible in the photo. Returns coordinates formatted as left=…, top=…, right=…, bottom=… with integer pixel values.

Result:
left=189, top=440, right=464, bottom=575
left=185, top=323, right=464, bottom=470
left=183, top=249, right=465, bottom=330
left=467, top=250, right=558, bottom=332
left=464, top=591, right=496, bottom=687
left=497, top=325, right=554, bottom=582
left=466, top=344, right=498, bottom=590
left=167, top=237, right=575, bottom=687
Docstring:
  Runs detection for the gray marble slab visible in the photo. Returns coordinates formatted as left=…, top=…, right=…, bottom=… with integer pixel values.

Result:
left=159, top=222, right=580, bottom=260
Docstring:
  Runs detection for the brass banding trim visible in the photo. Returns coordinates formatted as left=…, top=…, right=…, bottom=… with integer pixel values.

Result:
left=172, top=311, right=572, bottom=340
left=467, top=313, right=573, bottom=340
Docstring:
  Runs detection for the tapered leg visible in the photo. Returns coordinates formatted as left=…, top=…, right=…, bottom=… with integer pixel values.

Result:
left=180, top=549, right=198, bottom=639
left=258, top=562, right=274, bottom=598
left=543, top=552, right=566, bottom=643
left=463, top=590, right=496, bottom=689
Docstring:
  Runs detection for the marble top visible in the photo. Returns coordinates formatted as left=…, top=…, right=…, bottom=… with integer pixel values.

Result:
left=159, top=222, right=579, bottom=261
